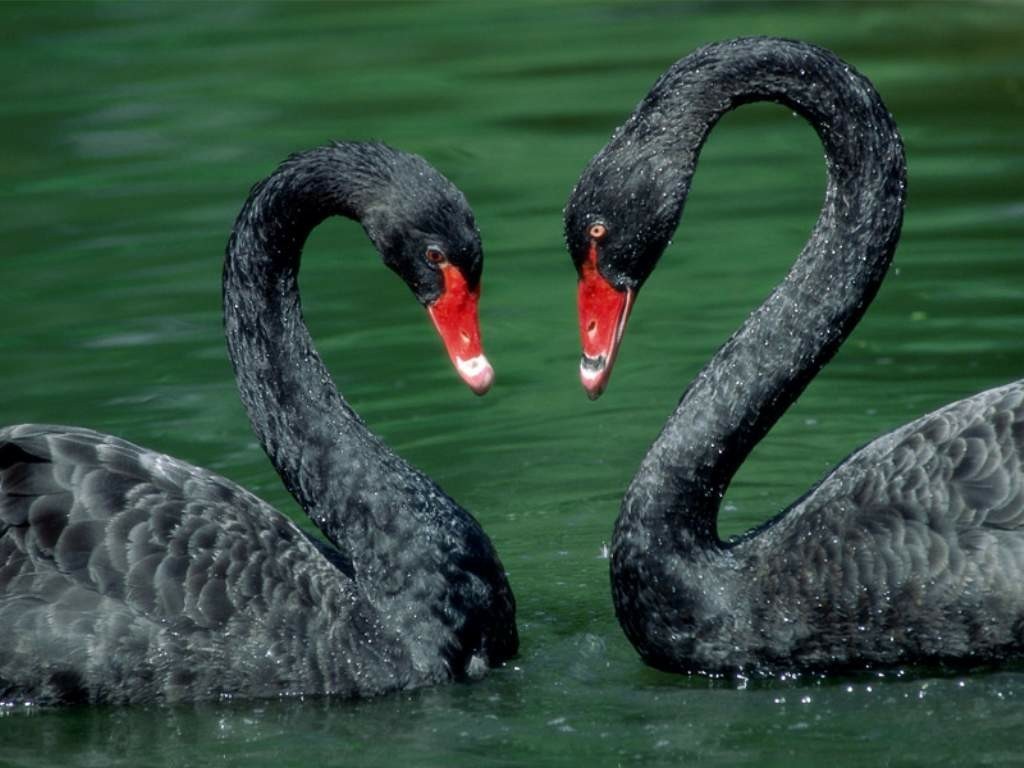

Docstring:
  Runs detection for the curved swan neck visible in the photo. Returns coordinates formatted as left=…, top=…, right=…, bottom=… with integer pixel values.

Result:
left=223, top=145, right=434, bottom=546
left=223, top=145, right=518, bottom=669
left=621, top=38, right=906, bottom=547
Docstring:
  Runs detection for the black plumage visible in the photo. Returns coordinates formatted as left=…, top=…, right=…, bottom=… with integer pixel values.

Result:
left=564, top=37, right=1024, bottom=674
left=0, top=142, right=517, bottom=704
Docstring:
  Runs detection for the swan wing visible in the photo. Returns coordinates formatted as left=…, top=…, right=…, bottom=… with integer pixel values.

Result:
left=0, top=424, right=364, bottom=701
left=791, top=382, right=1024, bottom=537
left=740, top=383, right=1024, bottom=663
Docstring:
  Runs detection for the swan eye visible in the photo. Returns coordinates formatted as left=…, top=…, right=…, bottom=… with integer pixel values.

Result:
left=425, top=247, right=447, bottom=265
left=588, top=223, right=608, bottom=240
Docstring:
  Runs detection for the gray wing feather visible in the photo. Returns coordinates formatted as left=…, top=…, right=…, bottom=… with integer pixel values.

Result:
left=741, top=382, right=1024, bottom=664
left=806, top=383, right=1024, bottom=534
left=0, top=425, right=402, bottom=704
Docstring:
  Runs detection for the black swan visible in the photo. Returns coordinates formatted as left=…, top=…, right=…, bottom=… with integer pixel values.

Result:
left=0, top=142, right=517, bottom=704
left=564, top=37, right=1024, bottom=674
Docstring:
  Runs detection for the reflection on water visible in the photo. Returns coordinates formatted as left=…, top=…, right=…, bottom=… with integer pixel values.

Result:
left=3, top=669, right=1020, bottom=766
left=1, top=2, right=1023, bottom=766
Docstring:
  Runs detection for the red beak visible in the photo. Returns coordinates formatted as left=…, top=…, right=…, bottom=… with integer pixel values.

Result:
left=427, top=264, right=494, bottom=395
left=577, top=244, right=634, bottom=400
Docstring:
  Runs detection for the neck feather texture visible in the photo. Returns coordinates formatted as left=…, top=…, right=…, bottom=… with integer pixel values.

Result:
left=619, top=38, right=906, bottom=551
left=223, top=145, right=466, bottom=587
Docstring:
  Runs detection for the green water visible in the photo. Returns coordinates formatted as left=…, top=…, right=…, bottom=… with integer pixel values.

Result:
left=2, top=1, right=1023, bottom=765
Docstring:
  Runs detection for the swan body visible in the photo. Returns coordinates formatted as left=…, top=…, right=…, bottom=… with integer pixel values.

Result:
left=565, top=37, right=1024, bottom=674
left=0, top=142, right=517, bottom=704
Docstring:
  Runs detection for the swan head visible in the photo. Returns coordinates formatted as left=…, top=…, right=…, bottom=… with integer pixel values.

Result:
left=564, top=136, right=687, bottom=399
left=360, top=147, right=494, bottom=395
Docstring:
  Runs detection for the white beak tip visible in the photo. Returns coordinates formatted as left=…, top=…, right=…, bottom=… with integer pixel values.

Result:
left=456, top=354, right=494, bottom=395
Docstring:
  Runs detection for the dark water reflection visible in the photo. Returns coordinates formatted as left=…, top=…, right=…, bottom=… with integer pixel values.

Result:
left=2, top=2, right=1023, bottom=765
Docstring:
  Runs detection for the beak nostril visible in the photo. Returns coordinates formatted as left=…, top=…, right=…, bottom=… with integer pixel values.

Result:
left=460, top=330, right=470, bottom=344
left=587, top=320, right=597, bottom=336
